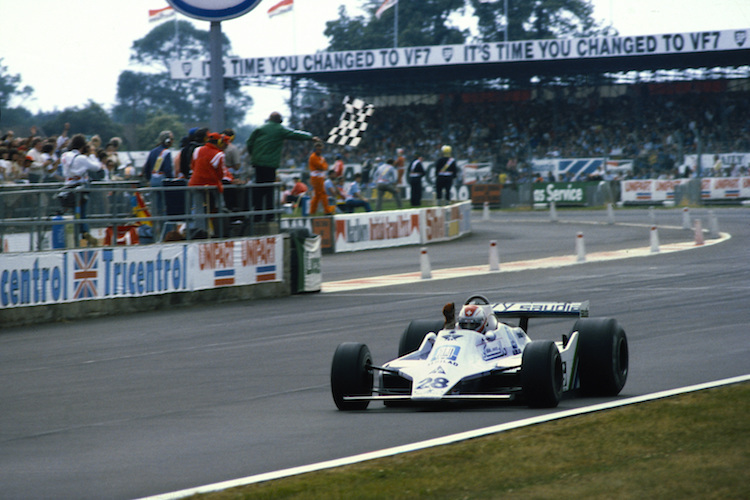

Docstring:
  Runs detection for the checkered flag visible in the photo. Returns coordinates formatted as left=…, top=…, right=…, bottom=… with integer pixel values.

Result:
left=326, top=96, right=375, bottom=147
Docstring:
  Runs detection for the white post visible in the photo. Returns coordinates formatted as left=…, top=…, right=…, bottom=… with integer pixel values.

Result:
left=489, top=240, right=500, bottom=271
left=420, top=247, right=432, bottom=279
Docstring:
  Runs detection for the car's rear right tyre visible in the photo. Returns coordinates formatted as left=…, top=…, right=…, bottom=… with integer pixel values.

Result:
left=330, top=342, right=373, bottom=411
left=573, top=317, right=629, bottom=396
left=521, top=340, right=563, bottom=408
left=399, top=319, right=444, bottom=357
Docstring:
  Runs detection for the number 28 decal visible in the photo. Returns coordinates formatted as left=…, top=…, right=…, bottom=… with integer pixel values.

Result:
left=416, top=377, right=450, bottom=390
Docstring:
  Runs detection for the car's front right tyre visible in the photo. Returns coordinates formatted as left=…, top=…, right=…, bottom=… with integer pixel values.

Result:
left=331, top=342, right=373, bottom=410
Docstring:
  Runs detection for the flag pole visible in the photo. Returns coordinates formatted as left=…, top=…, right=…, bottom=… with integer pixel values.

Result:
left=394, top=1, right=398, bottom=47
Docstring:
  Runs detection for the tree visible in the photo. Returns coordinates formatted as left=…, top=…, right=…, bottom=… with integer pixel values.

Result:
left=136, top=111, right=187, bottom=150
left=325, top=0, right=468, bottom=51
left=469, top=0, right=615, bottom=43
left=0, top=58, right=33, bottom=109
left=112, top=20, right=253, bottom=139
left=40, top=102, right=125, bottom=147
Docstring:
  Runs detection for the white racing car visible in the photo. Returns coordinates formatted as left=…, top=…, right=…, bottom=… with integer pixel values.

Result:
left=330, top=295, right=628, bottom=410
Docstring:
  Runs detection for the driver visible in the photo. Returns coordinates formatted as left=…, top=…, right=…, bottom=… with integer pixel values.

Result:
left=457, top=304, right=497, bottom=334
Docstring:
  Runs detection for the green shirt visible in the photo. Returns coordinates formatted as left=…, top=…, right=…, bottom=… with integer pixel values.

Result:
left=246, top=120, right=314, bottom=168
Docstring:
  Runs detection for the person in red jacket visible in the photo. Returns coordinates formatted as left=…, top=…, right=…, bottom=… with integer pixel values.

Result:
left=188, top=132, right=226, bottom=236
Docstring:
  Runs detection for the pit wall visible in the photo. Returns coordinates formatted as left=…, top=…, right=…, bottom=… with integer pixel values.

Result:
left=0, top=235, right=289, bottom=328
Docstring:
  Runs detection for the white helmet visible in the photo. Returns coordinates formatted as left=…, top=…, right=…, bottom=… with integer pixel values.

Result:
left=457, top=304, right=489, bottom=334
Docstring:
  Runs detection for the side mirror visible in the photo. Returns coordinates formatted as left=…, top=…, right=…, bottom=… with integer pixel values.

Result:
left=485, top=331, right=496, bottom=341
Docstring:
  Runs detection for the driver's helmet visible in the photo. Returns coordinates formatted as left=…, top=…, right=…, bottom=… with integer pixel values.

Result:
left=457, top=304, right=489, bottom=334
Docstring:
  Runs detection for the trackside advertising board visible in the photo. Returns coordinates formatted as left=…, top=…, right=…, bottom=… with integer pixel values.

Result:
left=333, top=202, right=471, bottom=252
left=620, top=177, right=750, bottom=202
left=0, top=236, right=282, bottom=309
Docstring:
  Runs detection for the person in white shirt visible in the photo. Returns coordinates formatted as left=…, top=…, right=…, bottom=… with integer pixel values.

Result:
left=60, top=134, right=103, bottom=245
left=373, top=158, right=402, bottom=211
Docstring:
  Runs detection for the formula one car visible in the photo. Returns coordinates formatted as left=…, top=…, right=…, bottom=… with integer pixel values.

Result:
left=331, top=295, right=628, bottom=410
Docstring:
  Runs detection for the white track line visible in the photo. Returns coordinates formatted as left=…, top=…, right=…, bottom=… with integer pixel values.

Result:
left=321, top=232, right=731, bottom=293
left=137, top=374, right=750, bottom=500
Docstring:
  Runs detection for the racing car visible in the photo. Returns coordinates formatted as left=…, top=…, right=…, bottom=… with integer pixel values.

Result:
left=330, top=295, right=628, bottom=410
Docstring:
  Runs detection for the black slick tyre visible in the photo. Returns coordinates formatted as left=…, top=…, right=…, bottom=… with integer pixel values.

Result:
left=330, top=342, right=373, bottom=410
left=399, top=319, right=444, bottom=357
left=521, top=340, right=563, bottom=408
left=574, top=318, right=629, bottom=396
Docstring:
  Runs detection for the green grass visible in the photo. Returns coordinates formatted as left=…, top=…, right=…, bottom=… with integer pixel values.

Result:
left=187, top=382, right=749, bottom=499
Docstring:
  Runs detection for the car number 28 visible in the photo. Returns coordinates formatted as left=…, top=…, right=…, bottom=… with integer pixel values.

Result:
left=416, top=377, right=450, bottom=390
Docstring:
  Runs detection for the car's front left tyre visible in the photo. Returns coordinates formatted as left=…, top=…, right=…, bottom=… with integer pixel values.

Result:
left=331, top=342, right=373, bottom=410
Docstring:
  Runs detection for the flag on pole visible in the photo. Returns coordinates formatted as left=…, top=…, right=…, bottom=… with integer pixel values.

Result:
left=268, top=0, right=293, bottom=17
left=148, top=5, right=174, bottom=23
left=375, top=0, right=397, bottom=19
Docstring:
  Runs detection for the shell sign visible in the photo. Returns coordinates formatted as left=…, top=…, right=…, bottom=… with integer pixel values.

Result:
left=167, top=0, right=262, bottom=21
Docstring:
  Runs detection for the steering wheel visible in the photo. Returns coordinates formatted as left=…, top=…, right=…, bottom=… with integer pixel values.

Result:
left=464, top=294, right=490, bottom=305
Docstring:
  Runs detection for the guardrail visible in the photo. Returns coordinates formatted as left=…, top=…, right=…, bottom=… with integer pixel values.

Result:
left=0, top=181, right=285, bottom=252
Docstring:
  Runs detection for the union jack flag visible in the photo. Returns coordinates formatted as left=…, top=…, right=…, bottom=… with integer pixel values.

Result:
left=73, top=250, right=99, bottom=299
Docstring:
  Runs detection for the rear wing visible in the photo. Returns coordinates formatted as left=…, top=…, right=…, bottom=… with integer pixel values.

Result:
left=491, top=301, right=589, bottom=331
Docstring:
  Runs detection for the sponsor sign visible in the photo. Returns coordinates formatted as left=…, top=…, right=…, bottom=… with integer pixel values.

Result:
left=621, top=177, right=749, bottom=202
left=532, top=182, right=588, bottom=206
left=334, top=210, right=421, bottom=252
left=167, top=0, right=262, bottom=21
left=0, top=236, right=282, bottom=309
left=170, top=29, right=749, bottom=79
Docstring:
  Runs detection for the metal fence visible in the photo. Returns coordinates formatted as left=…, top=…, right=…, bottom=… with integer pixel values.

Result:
left=0, top=181, right=285, bottom=252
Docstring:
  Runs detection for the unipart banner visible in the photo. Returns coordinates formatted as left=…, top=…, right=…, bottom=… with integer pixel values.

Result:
left=620, top=179, right=689, bottom=202
left=621, top=177, right=750, bottom=202
left=0, top=236, right=283, bottom=309
left=170, top=28, right=748, bottom=79
left=701, top=177, right=750, bottom=199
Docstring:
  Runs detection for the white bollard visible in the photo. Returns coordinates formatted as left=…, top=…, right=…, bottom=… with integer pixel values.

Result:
left=607, top=203, right=615, bottom=225
left=482, top=201, right=490, bottom=221
left=650, top=226, right=660, bottom=253
left=576, top=232, right=586, bottom=262
left=550, top=201, right=559, bottom=222
left=649, top=206, right=656, bottom=225
left=708, top=210, right=720, bottom=238
left=693, top=219, right=705, bottom=246
left=420, top=247, right=432, bottom=279
left=682, top=207, right=691, bottom=230
left=489, top=240, right=500, bottom=271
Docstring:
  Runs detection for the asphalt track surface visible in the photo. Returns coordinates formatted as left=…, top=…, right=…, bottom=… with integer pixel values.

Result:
left=1, top=207, right=747, bottom=500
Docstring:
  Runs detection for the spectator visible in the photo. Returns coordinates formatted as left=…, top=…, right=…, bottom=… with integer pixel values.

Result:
left=373, top=158, right=401, bottom=211
left=60, top=133, right=103, bottom=246
left=221, top=128, right=242, bottom=179
left=142, top=130, right=174, bottom=227
left=285, top=175, right=307, bottom=204
left=188, top=132, right=226, bottom=236
left=344, top=172, right=372, bottom=213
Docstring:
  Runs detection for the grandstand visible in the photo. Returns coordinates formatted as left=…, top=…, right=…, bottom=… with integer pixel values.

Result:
left=268, top=28, right=750, bottom=182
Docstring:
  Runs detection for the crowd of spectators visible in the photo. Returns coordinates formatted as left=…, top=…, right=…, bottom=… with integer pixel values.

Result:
left=0, top=123, right=135, bottom=185
left=285, top=85, right=750, bottom=182
left=3, top=84, right=749, bottom=188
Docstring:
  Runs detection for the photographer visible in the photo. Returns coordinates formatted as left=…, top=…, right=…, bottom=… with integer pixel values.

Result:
left=60, top=134, right=103, bottom=246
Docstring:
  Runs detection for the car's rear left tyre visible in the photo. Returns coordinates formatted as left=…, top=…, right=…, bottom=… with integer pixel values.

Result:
left=399, top=319, right=444, bottom=357
left=573, top=317, right=629, bottom=396
left=521, top=340, right=563, bottom=408
left=330, top=342, right=373, bottom=411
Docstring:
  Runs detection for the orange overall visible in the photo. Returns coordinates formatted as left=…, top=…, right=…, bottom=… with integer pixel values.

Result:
left=308, top=152, right=334, bottom=215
